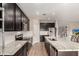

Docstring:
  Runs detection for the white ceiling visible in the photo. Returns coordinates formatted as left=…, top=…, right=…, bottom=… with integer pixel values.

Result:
left=18, top=3, right=79, bottom=23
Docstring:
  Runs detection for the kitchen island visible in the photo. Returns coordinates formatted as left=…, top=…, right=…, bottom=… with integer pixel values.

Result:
left=3, top=41, right=27, bottom=56
left=45, top=36, right=79, bottom=56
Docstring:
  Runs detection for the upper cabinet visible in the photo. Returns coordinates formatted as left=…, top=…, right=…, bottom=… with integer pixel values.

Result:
left=3, top=3, right=29, bottom=31
left=0, top=3, right=2, bottom=19
left=22, top=13, right=29, bottom=31
left=0, top=10, right=2, bottom=18
left=0, top=3, right=2, bottom=7
left=4, top=3, right=15, bottom=31
left=40, top=23, right=55, bottom=31
left=15, top=5, right=22, bottom=31
left=0, top=3, right=3, bottom=31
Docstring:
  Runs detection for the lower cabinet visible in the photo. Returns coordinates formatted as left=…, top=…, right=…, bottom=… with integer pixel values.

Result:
left=40, top=35, right=49, bottom=42
left=25, top=42, right=32, bottom=55
left=45, top=42, right=50, bottom=56
left=14, top=43, right=27, bottom=56
left=14, top=42, right=32, bottom=56
left=45, top=40, right=57, bottom=56
left=50, top=45, right=57, bottom=56
left=58, top=51, right=78, bottom=56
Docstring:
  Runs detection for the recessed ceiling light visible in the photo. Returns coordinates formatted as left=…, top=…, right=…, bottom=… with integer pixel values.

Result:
left=36, top=11, right=39, bottom=15
left=42, top=13, right=46, bottom=16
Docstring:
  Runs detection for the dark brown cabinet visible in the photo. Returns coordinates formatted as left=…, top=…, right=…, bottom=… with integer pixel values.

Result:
left=58, top=51, right=78, bottom=56
left=4, top=3, right=15, bottom=31
left=45, top=39, right=57, bottom=56
left=22, top=13, right=29, bottom=31
left=50, top=45, right=57, bottom=56
left=14, top=43, right=26, bottom=56
left=0, top=3, right=2, bottom=7
left=0, top=20, right=2, bottom=28
left=15, top=5, right=22, bottom=31
left=14, top=42, right=32, bottom=56
left=40, top=23, right=55, bottom=31
left=0, top=7, right=2, bottom=29
left=45, top=41, right=50, bottom=56
left=0, top=10, right=2, bottom=18
left=4, top=3, right=29, bottom=31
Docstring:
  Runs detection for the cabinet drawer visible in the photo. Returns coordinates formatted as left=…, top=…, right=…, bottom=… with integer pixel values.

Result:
left=14, top=46, right=24, bottom=56
left=58, top=51, right=78, bottom=56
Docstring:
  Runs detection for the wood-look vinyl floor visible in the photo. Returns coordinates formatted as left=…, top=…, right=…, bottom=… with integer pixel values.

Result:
left=28, top=42, right=48, bottom=56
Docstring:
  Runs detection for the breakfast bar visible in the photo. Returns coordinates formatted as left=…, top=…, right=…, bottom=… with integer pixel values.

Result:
left=45, top=36, right=79, bottom=56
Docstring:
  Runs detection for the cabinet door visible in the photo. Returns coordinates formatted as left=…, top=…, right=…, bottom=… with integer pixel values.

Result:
left=0, top=3, right=2, bottom=7
left=50, top=45, right=57, bottom=56
left=27, top=21, right=29, bottom=31
left=14, top=45, right=24, bottom=56
left=4, top=3, right=29, bottom=31
left=45, top=42, right=50, bottom=56
left=15, top=5, right=22, bottom=31
left=22, top=13, right=29, bottom=31
left=22, top=14, right=26, bottom=31
left=4, top=3, right=15, bottom=31
left=58, top=51, right=78, bottom=56
left=0, top=10, right=2, bottom=18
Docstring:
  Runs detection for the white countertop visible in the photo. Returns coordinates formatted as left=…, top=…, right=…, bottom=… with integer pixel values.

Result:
left=4, top=41, right=27, bottom=55
left=0, top=31, right=33, bottom=56
left=45, top=36, right=79, bottom=51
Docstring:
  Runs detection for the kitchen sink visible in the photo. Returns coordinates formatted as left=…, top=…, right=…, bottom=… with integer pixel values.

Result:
left=48, top=38, right=57, bottom=41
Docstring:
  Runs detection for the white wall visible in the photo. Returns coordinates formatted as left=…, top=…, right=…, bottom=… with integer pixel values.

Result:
left=58, top=21, right=79, bottom=41
left=67, top=22, right=79, bottom=35
left=3, top=31, right=33, bottom=46
left=4, top=32, right=16, bottom=45
left=30, top=18, right=40, bottom=45
left=30, top=18, right=59, bottom=44
left=0, top=32, right=2, bottom=46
